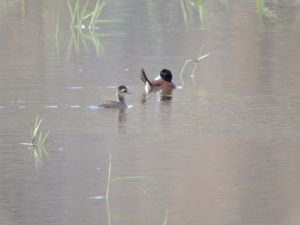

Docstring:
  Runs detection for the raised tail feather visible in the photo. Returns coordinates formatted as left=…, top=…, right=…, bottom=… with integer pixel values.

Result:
left=140, top=68, right=152, bottom=87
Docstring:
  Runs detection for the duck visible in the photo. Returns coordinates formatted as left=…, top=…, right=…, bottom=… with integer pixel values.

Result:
left=140, top=68, right=176, bottom=93
left=99, top=85, right=129, bottom=108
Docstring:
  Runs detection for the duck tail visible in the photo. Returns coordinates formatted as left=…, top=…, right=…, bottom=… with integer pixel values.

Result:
left=140, top=68, right=152, bottom=86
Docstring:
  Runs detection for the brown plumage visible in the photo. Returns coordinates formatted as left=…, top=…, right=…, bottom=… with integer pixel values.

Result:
left=99, top=85, right=128, bottom=108
left=140, top=68, right=176, bottom=93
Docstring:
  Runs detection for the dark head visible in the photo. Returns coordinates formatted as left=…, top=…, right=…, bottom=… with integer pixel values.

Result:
left=117, top=85, right=128, bottom=95
left=160, top=69, right=173, bottom=82
left=116, top=85, right=128, bottom=103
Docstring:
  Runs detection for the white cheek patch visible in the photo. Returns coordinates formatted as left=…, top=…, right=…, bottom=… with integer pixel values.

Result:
left=120, top=92, right=126, bottom=97
left=154, top=74, right=161, bottom=80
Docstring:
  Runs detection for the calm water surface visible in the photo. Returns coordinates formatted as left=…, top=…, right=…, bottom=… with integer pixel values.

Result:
left=1, top=0, right=300, bottom=225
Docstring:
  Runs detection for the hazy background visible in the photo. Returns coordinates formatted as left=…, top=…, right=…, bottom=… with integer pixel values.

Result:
left=0, top=1, right=300, bottom=225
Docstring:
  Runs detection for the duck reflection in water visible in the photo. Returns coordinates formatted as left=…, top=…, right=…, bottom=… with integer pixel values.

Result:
left=97, top=85, right=131, bottom=133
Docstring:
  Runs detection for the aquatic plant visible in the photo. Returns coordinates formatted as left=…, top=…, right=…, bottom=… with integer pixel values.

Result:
left=163, top=210, right=169, bottom=225
left=180, top=0, right=208, bottom=25
left=180, top=52, right=210, bottom=87
left=31, top=144, right=49, bottom=169
left=65, top=0, right=121, bottom=57
left=103, top=153, right=143, bottom=225
left=67, top=26, right=106, bottom=57
left=106, top=153, right=143, bottom=199
left=29, top=117, right=41, bottom=144
left=25, top=115, right=50, bottom=169
left=256, top=0, right=276, bottom=23
left=67, top=0, right=120, bottom=30
left=55, top=13, right=60, bottom=42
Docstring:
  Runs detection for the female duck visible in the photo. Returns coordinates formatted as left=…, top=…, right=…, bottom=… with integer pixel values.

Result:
left=99, top=85, right=129, bottom=108
left=140, top=68, right=176, bottom=93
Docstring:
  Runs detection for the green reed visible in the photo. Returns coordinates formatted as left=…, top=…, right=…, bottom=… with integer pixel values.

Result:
left=256, top=0, right=276, bottom=22
left=103, top=153, right=143, bottom=225
left=55, top=13, right=60, bottom=41
left=163, top=210, right=169, bottom=225
left=27, top=115, right=49, bottom=147
left=105, top=153, right=143, bottom=199
left=67, top=26, right=106, bottom=57
left=180, top=0, right=208, bottom=25
left=31, top=144, right=49, bottom=169
left=29, top=116, right=40, bottom=144
left=26, top=115, right=50, bottom=169
left=66, top=0, right=121, bottom=57
left=67, top=0, right=107, bottom=30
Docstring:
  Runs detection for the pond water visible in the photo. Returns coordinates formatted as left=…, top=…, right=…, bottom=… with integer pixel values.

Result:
left=1, top=0, right=300, bottom=225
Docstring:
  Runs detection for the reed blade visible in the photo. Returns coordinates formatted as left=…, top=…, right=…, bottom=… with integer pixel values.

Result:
left=111, top=176, right=144, bottom=182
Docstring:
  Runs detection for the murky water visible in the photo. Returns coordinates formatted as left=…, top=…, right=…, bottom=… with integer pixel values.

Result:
left=1, top=0, right=300, bottom=224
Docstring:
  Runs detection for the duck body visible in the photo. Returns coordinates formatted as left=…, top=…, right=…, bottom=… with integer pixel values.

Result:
left=140, top=68, right=176, bottom=93
left=99, top=85, right=128, bottom=108
left=99, top=100, right=127, bottom=109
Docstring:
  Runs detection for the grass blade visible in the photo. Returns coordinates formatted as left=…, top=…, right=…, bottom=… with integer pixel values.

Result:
left=41, top=130, right=50, bottom=145
left=67, top=0, right=76, bottom=28
left=163, top=210, right=169, bottom=225
left=105, top=153, right=112, bottom=199
left=111, top=176, right=144, bottom=182
left=38, top=129, right=43, bottom=147
left=96, top=19, right=122, bottom=23
left=80, top=0, right=90, bottom=22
